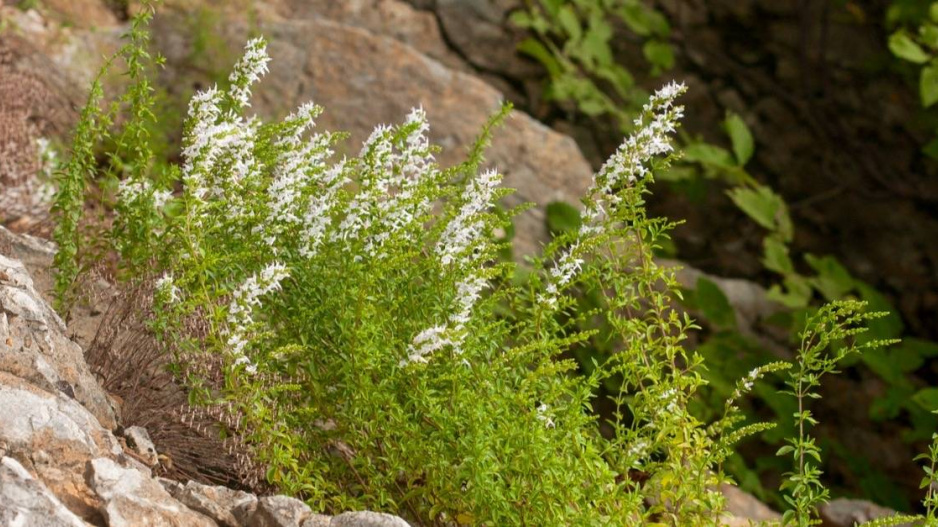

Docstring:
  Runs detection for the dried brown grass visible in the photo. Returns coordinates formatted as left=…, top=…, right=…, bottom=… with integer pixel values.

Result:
left=84, top=274, right=270, bottom=492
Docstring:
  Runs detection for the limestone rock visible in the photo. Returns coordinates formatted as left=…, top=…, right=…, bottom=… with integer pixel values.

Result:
left=331, top=511, right=411, bottom=527
left=265, top=0, right=464, bottom=71
left=818, top=498, right=911, bottom=527
left=161, top=479, right=257, bottom=527
left=85, top=457, right=216, bottom=527
left=123, top=426, right=159, bottom=467
left=0, top=372, right=122, bottom=522
left=247, top=495, right=313, bottom=527
left=300, top=514, right=331, bottom=527
left=720, top=484, right=781, bottom=524
left=0, top=456, right=87, bottom=527
left=0, top=249, right=117, bottom=429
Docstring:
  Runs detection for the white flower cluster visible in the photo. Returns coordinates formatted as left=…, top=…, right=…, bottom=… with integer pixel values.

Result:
left=180, top=39, right=272, bottom=225
left=539, top=81, right=686, bottom=308
left=262, top=103, right=343, bottom=248
left=228, top=37, right=271, bottom=108
left=117, top=178, right=172, bottom=210
left=337, top=107, right=439, bottom=257
left=536, top=403, right=556, bottom=429
left=436, top=169, right=502, bottom=267
left=154, top=273, right=180, bottom=304
left=402, top=166, right=501, bottom=366
left=582, top=81, right=686, bottom=234
left=224, top=263, right=290, bottom=373
left=730, top=367, right=764, bottom=403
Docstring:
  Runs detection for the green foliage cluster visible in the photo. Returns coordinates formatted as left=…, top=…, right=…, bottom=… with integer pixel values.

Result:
left=525, top=0, right=938, bottom=509
left=51, top=6, right=938, bottom=527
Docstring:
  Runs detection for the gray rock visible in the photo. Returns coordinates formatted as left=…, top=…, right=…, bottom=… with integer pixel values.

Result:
left=301, top=514, right=331, bottom=527
left=123, top=426, right=158, bottom=467
left=818, top=498, right=912, bottom=527
left=720, top=484, right=780, bottom=523
left=86, top=457, right=217, bottom=527
left=247, top=495, right=312, bottom=527
left=0, top=244, right=118, bottom=430
left=0, top=371, right=122, bottom=521
left=331, top=511, right=410, bottom=527
left=162, top=479, right=257, bottom=527
left=0, top=456, right=86, bottom=527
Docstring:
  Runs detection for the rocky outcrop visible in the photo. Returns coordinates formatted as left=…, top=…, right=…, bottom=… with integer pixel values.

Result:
left=0, top=249, right=118, bottom=429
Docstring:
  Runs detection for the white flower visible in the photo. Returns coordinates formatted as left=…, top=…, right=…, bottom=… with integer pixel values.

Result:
left=437, top=169, right=502, bottom=267
left=539, top=82, right=686, bottom=309
left=154, top=273, right=180, bottom=304
left=228, top=37, right=271, bottom=108
left=536, top=403, right=556, bottom=429
left=401, top=325, right=453, bottom=366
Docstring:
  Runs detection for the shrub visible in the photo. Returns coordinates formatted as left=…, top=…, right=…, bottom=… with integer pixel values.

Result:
left=53, top=12, right=933, bottom=526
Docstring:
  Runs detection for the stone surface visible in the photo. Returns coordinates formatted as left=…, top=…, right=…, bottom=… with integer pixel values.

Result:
left=0, top=371, right=121, bottom=522
left=720, top=484, right=781, bottom=523
left=266, top=0, right=464, bottom=71
left=331, top=511, right=411, bottom=527
left=0, top=456, right=87, bottom=527
left=86, top=457, right=216, bottom=527
left=162, top=479, right=257, bottom=527
left=818, top=498, right=910, bottom=527
left=300, top=514, right=331, bottom=527
left=124, top=426, right=159, bottom=467
left=0, top=248, right=117, bottom=429
left=154, top=15, right=594, bottom=256
left=432, top=0, right=536, bottom=79
left=247, top=495, right=313, bottom=527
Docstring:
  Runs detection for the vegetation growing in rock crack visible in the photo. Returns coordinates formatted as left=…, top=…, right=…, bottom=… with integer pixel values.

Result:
left=50, top=6, right=938, bottom=526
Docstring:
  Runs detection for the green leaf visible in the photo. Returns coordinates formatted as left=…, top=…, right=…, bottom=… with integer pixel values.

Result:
left=931, top=2, right=938, bottom=23
left=767, top=275, right=812, bottom=309
left=557, top=5, right=582, bottom=42
left=889, top=31, right=930, bottom=63
left=913, top=388, right=938, bottom=411
left=642, top=40, right=674, bottom=70
left=545, top=201, right=582, bottom=236
left=763, top=237, right=794, bottom=275
left=856, top=282, right=904, bottom=340
left=920, top=24, right=938, bottom=49
left=683, top=143, right=736, bottom=169
left=804, top=254, right=855, bottom=301
left=517, top=38, right=563, bottom=77
left=728, top=185, right=792, bottom=240
left=696, top=277, right=736, bottom=330
left=921, top=63, right=938, bottom=107
left=723, top=113, right=755, bottom=166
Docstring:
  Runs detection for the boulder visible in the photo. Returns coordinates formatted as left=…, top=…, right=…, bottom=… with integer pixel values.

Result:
left=818, top=498, right=912, bottom=527
left=161, top=479, right=257, bottom=527
left=331, top=511, right=411, bottom=527
left=720, top=484, right=781, bottom=524
left=0, top=248, right=118, bottom=429
left=263, top=0, right=464, bottom=71
left=124, top=426, right=159, bottom=467
left=0, top=455, right=87, bottom=527
left=0, top=371, right=122, bottom=522
left=85, top=457, right=216, bottom=527
left=247, top=495, right=313, bottom=527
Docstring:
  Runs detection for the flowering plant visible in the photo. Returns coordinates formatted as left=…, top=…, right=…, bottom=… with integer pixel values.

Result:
left=53, top=13, right=923, bottom=525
